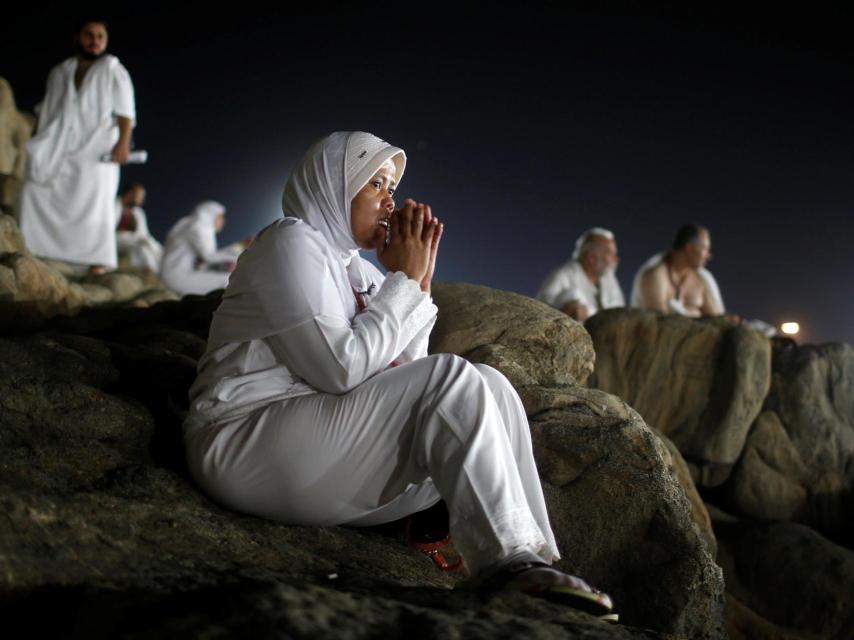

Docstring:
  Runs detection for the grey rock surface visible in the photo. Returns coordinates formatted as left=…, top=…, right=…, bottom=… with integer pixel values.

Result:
left=586, top=308, right=771, bottom=487
left=714, top=518, right=854, bottom=640
left=0, top=284, right=727, bottom=638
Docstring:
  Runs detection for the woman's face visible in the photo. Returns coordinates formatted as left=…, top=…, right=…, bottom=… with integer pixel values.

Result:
left=350, top=161, right=396, bottom=250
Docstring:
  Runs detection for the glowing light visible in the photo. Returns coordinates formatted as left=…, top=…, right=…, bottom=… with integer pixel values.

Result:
left=781, top=322, right=800, bottom=335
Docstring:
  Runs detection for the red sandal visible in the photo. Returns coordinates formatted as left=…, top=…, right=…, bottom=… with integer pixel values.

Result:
left=405, top=518, right=465, bottom=573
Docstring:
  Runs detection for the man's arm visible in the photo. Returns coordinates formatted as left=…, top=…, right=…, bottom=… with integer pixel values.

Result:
left=110, top=116, right=132, bottom=164
left=638, top=267, right=671, bottom=312
left=700, top=283, right=724, bottom=316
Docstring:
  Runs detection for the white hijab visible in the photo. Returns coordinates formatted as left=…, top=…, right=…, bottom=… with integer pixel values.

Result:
left=165, top=200, right=225, bottom=244
left=208, top=132, right=406, bottom=346
left=281, top=131, right=406, bottom=260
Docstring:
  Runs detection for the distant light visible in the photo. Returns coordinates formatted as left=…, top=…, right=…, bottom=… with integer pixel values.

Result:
left=781, top=322, right=800, bottom=335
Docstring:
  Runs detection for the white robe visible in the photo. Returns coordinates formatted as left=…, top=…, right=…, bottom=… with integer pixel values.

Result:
left=160, top=201, right=235, bottom=295
left=183, top=132, right=559, bottom=576
left=536, top=259, right=625, bottom=316
left=19, top=55, right=135, bottom=269
left=115, top=199, right=163, bottom=271
left=630, top=252, right=725, bottom=314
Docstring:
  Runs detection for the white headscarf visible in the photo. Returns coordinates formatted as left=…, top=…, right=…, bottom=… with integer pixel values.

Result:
left=207, top=132, right=406, bottom=346
left=281, top=131, right=406, bottom=260
left=165, top=200, right=225, bottom=244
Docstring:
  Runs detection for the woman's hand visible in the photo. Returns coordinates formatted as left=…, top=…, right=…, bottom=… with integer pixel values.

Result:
left=417, top=204, right=443, bottom=293
left=376, top=199, right=439, bottom=286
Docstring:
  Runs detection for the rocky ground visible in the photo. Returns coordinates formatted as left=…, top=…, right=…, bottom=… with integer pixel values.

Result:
left=1, top=213, right=851, bottom=638
left=587, top=308, right=854, bottom=639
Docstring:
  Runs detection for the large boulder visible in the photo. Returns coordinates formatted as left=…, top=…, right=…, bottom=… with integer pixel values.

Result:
left=431, top=284, right=725, bottom=638
left=0, top=285, right=727, bottom=638
left=586, top=308, right=771, bottom=487
left=0, top=215, right=181, bottom=328
left=430, top=282, right=595, bottom=387
left=718, top=342, right=854, bottom=540
left=714, top=518, right=854, bottom=640
left=0, top=212, right=26, bottom=252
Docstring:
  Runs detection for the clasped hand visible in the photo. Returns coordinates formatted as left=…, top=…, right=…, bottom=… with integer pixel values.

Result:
left=376, top=199, right=443, bottom=292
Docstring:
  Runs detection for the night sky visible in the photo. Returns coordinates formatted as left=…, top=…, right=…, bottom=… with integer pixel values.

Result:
left=4, top=3, right=853, bottom=345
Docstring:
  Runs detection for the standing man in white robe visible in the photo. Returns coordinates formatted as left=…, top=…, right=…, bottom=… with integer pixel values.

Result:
left=115, top=183, right=162, bottom=272
left=631, top=224, right=724, bottom=317
left=19, top=18, right=136, bottom=274
left=537, top=227, right=624, bottom=322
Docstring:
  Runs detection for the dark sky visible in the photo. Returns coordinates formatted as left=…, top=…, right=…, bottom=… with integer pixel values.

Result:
left=4, top=2, right=853, bottom=345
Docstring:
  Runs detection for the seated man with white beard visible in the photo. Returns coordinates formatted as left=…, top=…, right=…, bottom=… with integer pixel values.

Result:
left=537, top=228, right=624, bottom=322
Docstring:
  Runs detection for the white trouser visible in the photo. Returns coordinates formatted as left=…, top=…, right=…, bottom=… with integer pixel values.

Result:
left=185, top=354, right=559, bottom=575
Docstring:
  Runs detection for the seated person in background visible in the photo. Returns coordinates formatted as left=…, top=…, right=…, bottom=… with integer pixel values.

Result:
left=115, top=182, right=162, bottom=272
left=160, top=201, right=240, bottom=295
left=631, top=224, right=724, bottom=317
left=182, top=131, right=614, bottom=616
left=537, top=227, right=624, bottom=322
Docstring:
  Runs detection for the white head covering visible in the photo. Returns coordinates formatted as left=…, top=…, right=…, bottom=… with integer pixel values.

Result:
left=165, top=200, right=225, bottom=243
left=207, top=133, right=405, bottom=347
left=572, top=227, right=615, bottom=261
left=281, top=131, right=406, bottom=258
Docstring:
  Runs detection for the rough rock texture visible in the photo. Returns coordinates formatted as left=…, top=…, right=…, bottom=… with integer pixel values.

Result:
left=0, top=77, right=31, bottom=180
left=586, top=308, right=771, bottom=487
left=654, top=428, right=716, bottom=557
left=0, top=214, right=180, bottom=329
left=431, top=284, right=725, bottom=639
left=430, top=282, right=595, bottom=387
left=0, top=283, right=727, bottom=639
left=714, top=518, right=854, bottom=640
left=0, top=211, right=26, bottom=252
left=717, top=342, right=854, bottom=540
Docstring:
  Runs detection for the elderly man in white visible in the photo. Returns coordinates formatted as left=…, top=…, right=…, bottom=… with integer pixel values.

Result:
left=537, top=227, right=624, bottom=322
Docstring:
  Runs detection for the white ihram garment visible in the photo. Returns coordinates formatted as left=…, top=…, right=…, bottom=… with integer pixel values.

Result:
left=537, top=259, right=624, bottom=316
left=20, top=55, right=135, bottom=269
left=630, top=252, right=725, bottom=314
left=114, top=199, right=163, bottom=271
left=183, top=132, right=558, bottom=575
left=160, top=201, right=235, bottom=295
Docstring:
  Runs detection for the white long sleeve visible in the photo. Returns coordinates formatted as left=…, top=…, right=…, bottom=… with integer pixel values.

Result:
left=265, top=271, right=436, bottom=394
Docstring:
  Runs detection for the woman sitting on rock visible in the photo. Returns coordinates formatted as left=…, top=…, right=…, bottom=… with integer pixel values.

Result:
left=182, top=131, right=613, bottom=615
left=160, top=201, right=241, bottom=295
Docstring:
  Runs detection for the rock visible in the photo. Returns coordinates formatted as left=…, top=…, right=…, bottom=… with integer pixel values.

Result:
left=0, top=287, right=727, bottom=638
left=0, top=252, right=89, bottom=324
left=586, top=308, right=771, bottom=488
left=654, top=428, right=716, bottom=557
left=530, top=393, right=724, bottom=638
left=714, top=519, right=854, bottom=640
left=430, top=283, right=595, bottom=387
left=0, top=77, right=32, bottom=181
left=723, top=592, right=807, bottom=640
left=429, top=285, right=725, bottom=638
left=717, top=410, right=809, bottom=523
left=715, top=342, right=854, bottom=541
left=0, top=212, right=26, bottom=252
left=0, top=215, right=181, bottom=323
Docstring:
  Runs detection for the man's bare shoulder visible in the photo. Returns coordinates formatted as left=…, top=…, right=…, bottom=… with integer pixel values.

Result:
left=640, top=260, right=668, bottom=284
